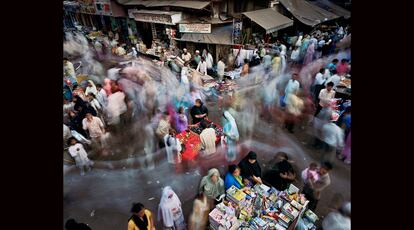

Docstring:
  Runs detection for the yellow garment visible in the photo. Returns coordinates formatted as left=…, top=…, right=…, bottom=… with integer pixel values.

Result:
left=272, top=56, right=281, bottom=73
left=128, top=209, right=153, bottom=230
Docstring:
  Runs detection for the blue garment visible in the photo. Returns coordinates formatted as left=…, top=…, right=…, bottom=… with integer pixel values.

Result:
left=224, top=172, right=243, bottom=190
left=327, top=63, right=337, bottom=71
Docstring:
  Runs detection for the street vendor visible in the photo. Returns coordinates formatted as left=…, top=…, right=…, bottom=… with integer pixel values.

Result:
left=224, top=165, right=247, bottom=191
left=190, top=99, right=208, bottom=124
left=238, top=151, right=262, bottom=185
left=198, top=168, right=225, bottom=201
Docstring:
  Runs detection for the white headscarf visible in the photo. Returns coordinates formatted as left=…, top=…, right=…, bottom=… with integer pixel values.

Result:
left=85, top=80, right=98, bottom=96
left=158, top=186, right=182, bottom=228
left=223, top=111, right=239, bottom=141
left=295, top=35, right=303, bottom=47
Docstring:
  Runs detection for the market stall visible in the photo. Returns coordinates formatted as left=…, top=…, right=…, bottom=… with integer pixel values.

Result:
left=176, top=119, right=223, bottom=161
left=335, top=76, right=351, bottom=100
left=209, top=183, right=319, bottom=230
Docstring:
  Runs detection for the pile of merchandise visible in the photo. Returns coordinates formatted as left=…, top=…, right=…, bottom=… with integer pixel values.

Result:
left=209, top=183, right=319, bottom=230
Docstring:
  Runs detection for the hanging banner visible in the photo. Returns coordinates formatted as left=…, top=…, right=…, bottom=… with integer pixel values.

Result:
left=233, top=18, right=243, bottom=44
left=178, top=24, right=211, bottom=33
left=78, top=0, right=96, bottom=14
left=95, top=0, right=112, bottom=16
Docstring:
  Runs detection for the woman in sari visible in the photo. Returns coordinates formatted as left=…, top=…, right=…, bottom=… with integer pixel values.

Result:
left=222, top=111, right=239, bottom=162
left=158, top=186, right=186, bottom=230
left=224, top=165, right=245, bottom=190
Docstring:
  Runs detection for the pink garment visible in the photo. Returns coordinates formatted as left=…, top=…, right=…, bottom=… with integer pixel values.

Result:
left=303, top=43, right=315, bottom=65
left=301, top=168, right=319, bottom=184
left=103, top=78, right=112, bottom=96
left=342, top=132, right=351, bottom=162
left=336, top=63, right=349, bottom=75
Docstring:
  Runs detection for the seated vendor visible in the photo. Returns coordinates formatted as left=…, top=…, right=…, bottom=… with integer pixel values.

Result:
left=238, top=151, right=262, bottom=185
left=224, top=165, right=248, bottom=191
left=199, top=168, right=225, bottom=201
left=190, top=99, right=208, bottom=124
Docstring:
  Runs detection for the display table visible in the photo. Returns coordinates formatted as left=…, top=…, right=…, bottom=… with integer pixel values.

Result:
left=175, top=119, right=223, bottom=161
left=176, top=130, right=201, bottom=161
left=209, top=184, right=318, bottom=230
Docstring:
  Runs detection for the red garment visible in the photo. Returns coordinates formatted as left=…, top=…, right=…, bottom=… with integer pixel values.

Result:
left=336, top=63, right=349, bottom=75
left=176, top=131, right=201, bottom=161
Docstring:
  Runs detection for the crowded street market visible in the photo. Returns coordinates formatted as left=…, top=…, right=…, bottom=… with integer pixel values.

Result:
left=63, top=0, right=351, bottom=229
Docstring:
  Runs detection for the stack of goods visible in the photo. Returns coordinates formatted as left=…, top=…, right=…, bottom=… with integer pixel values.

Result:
left=301, top=209, right=318, bottom=230
left=210, top=182, right=316, bottom=230
left=281, top=202, right=300, bottom=221
left=250, top=216, right=269, bottom=230
left=226, top=185, right=246, bottom=205
left=209, top=204, right=240, bottom=230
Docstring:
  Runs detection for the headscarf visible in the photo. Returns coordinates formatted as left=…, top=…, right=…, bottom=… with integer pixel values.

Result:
left=73, top=95, right=87, bottom=112
left=295, top=35, right=303, bottom=47
left=199, top=168, right=224, bottom=199
left=85, top=80, right=98, bottom=96
left=223, top=111, right=239, bottom=141
left=158, top=186, right=183, bottom=228
left=238, top=151, right=261, bottom=179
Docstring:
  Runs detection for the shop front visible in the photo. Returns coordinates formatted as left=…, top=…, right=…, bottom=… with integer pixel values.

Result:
left=242, top=7, right=293, bottom=45
left=175, top=23, right=234, bottom=67
left=129, top=9, right=182, bottom=56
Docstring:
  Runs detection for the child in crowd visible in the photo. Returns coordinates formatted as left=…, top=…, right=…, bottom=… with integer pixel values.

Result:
left=301, top=162, right=319, bottom=185
left=67, top=137, right=94, bottom=176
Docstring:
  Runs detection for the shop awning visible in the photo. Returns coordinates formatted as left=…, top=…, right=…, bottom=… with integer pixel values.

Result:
left=242, top=8, right=293, bottom=34
left=279, top=0, right=340, bottom=27
left=176, top=24, right=233, bottom=45
left=308, top=0, right=350, bottom=19
left=116, top=0, right=211, bottom=10
left=131, top=10, right=182, bottom=25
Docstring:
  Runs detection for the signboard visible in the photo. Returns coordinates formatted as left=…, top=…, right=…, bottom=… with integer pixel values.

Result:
left=134, top=13, right=173, bottom=25
left=178, top=24, right=211, bottom=33
left=78, top=0, right=96, bottom=14
left=232, top=18, right=243, bottom=44
left=95, top=0, right=112, bottom=16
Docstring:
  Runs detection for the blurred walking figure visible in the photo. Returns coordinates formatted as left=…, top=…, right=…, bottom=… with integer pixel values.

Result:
left=222, top=111, right=239, bottom=162
left=188, top=193, right=209, bottom=230
left=322, top=202, right=351, bottom=230
left=158, top=186, right=186, bottom=230
left=67, top=137, right=93, bottom=176
left=164, top=129, right=182, bottom=165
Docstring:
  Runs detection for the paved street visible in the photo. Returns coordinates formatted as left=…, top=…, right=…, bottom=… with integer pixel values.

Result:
left=64, top=99, right=350, bottom=229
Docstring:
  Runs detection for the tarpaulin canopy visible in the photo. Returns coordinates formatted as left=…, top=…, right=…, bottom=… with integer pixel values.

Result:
left=242, top=8, right=294, bottom=34
left=176, top=24, right=233, bottom=45
left=308, top=0, right=350, bottom=19
left=279, top=0, right=340, bottom=27
left=116, top=0, right=211, bottom=10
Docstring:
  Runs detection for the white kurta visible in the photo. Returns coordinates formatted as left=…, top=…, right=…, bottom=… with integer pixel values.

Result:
left=164, top=134, right=182, bottom=164
left=68, top=143, right=93, bottom=167
left=106, top=92, right=127, bottom=125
